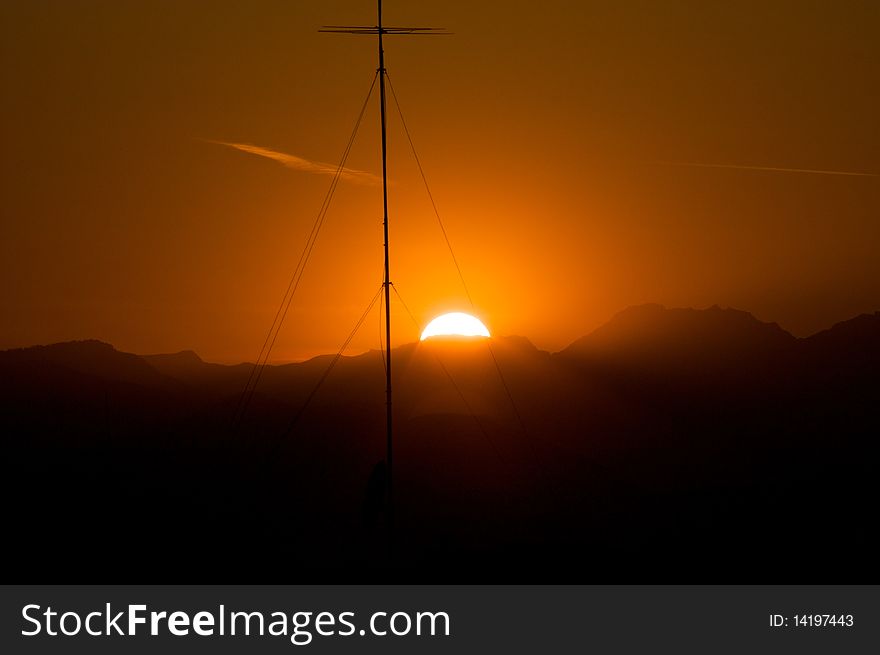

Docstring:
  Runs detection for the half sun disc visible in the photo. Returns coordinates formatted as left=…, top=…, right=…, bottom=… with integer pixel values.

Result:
left=420, top=312, right=491, bottom=341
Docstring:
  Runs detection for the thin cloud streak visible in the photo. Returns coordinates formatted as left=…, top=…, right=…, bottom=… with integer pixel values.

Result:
left=207, top=140, right=380, bottom=184
left=660, top=161, right=877, bottom=178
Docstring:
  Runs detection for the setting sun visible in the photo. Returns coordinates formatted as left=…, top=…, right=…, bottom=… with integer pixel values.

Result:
left=420, top=312, right=491, bottom=341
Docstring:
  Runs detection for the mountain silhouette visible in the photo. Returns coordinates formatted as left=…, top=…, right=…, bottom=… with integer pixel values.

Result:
left=562, top=303, right=795, bottom=363
left=803, top=311, right=880, bottom=374
left=2, top=305, right=877, bottom=581
left=1, top=339, right=176, bottom=388
left=558, top=304, right=800, bottom=396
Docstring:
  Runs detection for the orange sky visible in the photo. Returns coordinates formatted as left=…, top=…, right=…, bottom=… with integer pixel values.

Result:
left=2, top=1, right=879, bottom=362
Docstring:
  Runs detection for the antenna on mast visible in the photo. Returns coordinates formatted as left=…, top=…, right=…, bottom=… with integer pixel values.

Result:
left=321, top=1, right=449, bottom=557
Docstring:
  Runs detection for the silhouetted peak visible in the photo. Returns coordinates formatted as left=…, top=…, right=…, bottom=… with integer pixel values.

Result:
left=29, top=339, right=114, bottom=354
left=0, top=339, right=171, bottom=387
left=141, top=350, right=208, bottom=382
left=607, top=302, right=781, bottom=329
left=804, top=311, right=880, bottom=368
left=174, top=349, right=202, bottom=362
left=1, top=339, right=118, bottom=360
left=494, top=334, right=540, bottom=352
left=560, top=304, right=796, bottom=366
left=808, top=311, right=880, bottom=342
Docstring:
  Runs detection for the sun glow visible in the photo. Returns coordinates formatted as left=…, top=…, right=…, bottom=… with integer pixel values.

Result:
left=420, top=312, right=491, bottom=341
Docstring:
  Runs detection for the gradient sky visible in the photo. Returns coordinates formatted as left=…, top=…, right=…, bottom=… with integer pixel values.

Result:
left=2, top=1, right=878, bottom=362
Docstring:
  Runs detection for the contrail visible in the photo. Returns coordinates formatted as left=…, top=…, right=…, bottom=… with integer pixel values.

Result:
left=206, top=140, right=380, bottom=184
left=659, top=160, right=877, bottom=178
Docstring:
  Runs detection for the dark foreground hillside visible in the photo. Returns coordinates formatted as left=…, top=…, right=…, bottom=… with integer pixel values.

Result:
left=2, top=305, right=877, bottom=581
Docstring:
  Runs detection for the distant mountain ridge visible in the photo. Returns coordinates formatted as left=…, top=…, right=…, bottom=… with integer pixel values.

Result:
left=803, top=310, right=880, bottom=369
left=5, top=304, right=877, bottom=373
left=1, top=303, right=878, bottom=580
left=3, top=302, right=878, bottom=419
left=0, top=338, right=175, bottom=388
left=561, top=303, right=796, bottom=356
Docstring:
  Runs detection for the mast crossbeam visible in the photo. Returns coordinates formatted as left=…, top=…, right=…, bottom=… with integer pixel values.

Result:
left=319, top=26, right=451, bottom=35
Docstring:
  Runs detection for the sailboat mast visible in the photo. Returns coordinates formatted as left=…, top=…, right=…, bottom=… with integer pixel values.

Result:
left=377, top=0, right=393, bottom=536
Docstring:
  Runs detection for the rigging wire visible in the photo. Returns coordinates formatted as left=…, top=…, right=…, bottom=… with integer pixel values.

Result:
left=391, top=284, right=512, bottom=475
left=385, top=75, right=572, bottom=507
left=378, top=280, right=387, bottom=375
left=232, top=71, right=379, bottom=430
left=221, top=284, right=386, bottom=518
left=385, top=72, right=531, bottom=440
left=385, top=72, right=474, bottom=307
left=261, top=284, right=385, bottom=463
